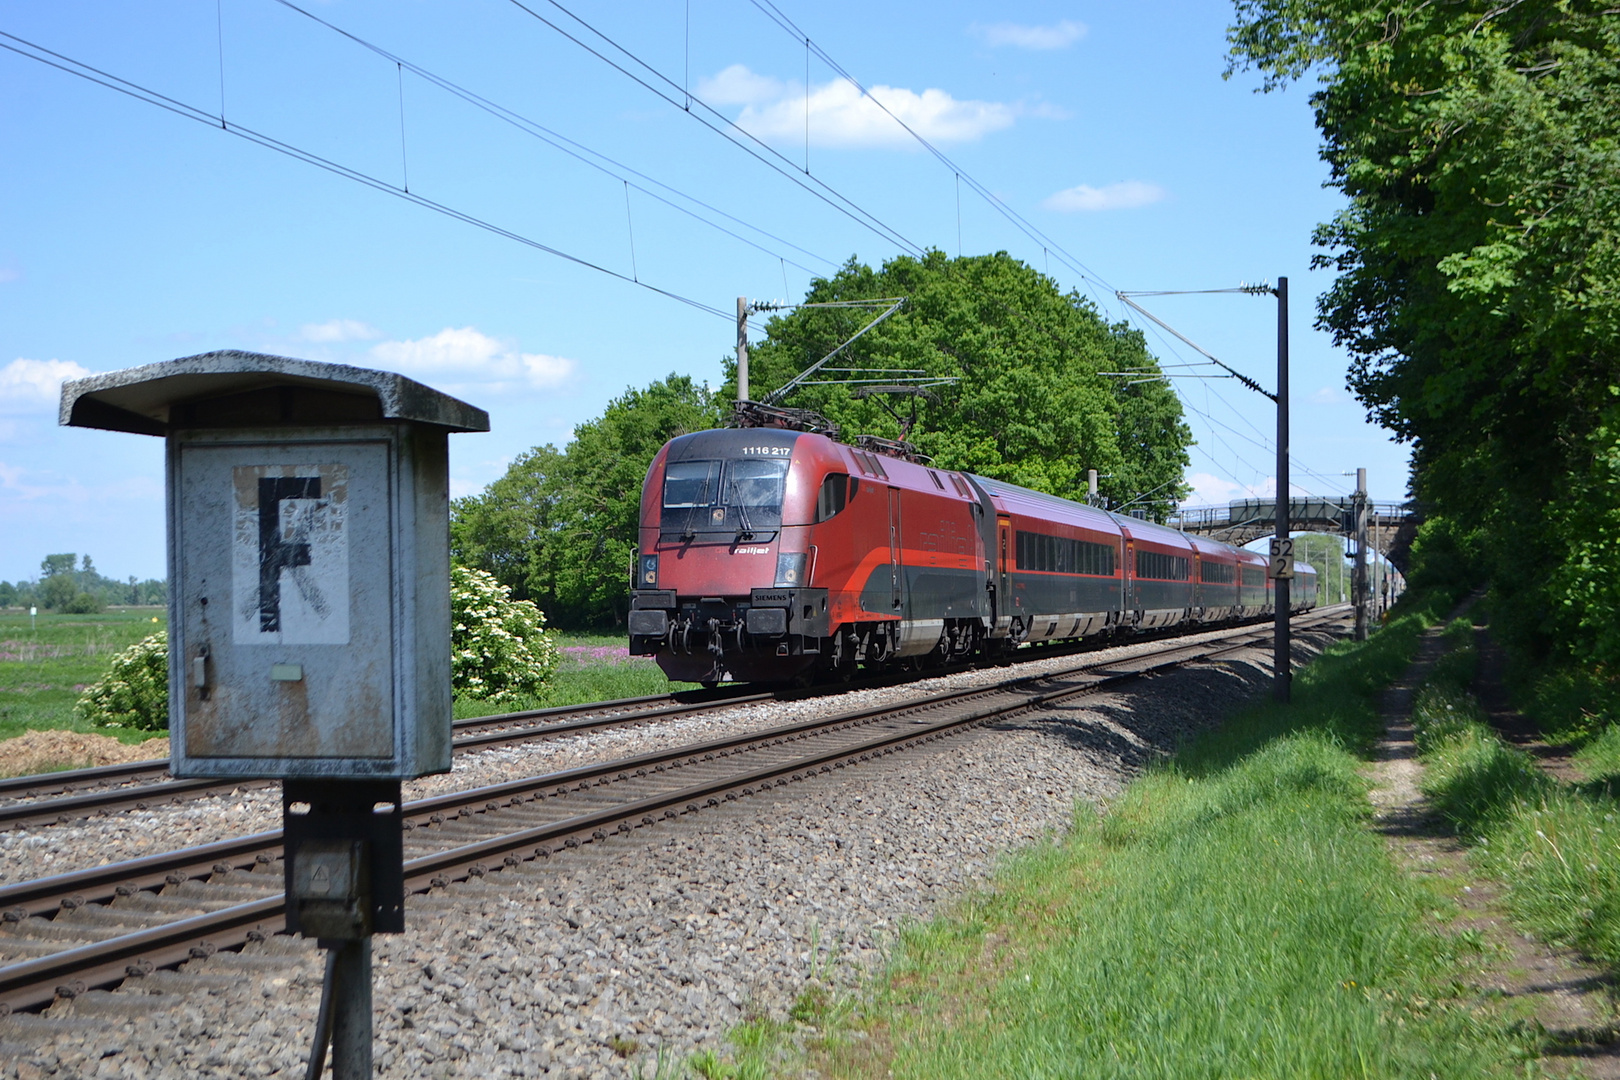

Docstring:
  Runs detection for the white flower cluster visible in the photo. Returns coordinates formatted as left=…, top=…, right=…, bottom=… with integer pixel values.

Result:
left=450, top=566, right=560, bottom=704
left=77, top=630, right=169, bottom=731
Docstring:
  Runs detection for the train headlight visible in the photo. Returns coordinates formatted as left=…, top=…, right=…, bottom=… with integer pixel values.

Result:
left=774, top=552, right=806, bottom=587
left=639, top=554, right=659, bottom=587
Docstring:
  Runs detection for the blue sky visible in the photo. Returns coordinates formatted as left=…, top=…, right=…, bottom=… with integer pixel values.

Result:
left=0, top=0, right=1411, bottom=584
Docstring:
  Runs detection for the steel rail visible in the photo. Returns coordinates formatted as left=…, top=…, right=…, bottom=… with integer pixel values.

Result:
left=0, top=611, right=1339, bottom=920
left=0, top=610, right=1345, bottom=1015
left=0, top=688, right=772, bottom=831
left=0, top=616, right=1291, bottom=830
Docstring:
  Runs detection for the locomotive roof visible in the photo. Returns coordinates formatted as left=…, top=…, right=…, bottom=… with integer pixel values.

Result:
left=663, top=426, right=801, bottom=462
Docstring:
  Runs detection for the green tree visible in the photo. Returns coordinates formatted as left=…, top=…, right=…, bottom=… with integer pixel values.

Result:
left=40, top=553, right=75, bottom=578
left=1227, top=0, right=1620, bottom=665
left=38, top=573, right=78, bottom=612
left=452, top=374, right=724, bottom=628
left=729, top=251, right=1191, bottom=514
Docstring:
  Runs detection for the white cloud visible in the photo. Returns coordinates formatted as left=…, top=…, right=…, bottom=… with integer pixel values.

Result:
left=1183, top=472, right=1263, bottom=506
left=300, top=318, right=382, bottom=343
left=971, top=19, right=1087, bottom=50
left=1043, top=180, right=1166, bottom=212
left=699, top=65, right=790, bottom=107
left=697, top=64, right=1018, bottom=149
left=370, top=327, right=576, bottom=391
left=0, top=358, right=91, bottom=414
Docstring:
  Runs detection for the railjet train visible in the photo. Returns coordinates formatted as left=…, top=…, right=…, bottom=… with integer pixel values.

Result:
left=627, top=422, right=1316, bottom=686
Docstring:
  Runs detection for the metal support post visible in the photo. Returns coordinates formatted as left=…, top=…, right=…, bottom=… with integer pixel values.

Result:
left=330, top=939, right=373, bottom=1079
left=287, top=780, right=403, bottom=1080
left=736, top=297, right=749, bottom=403
left=1354, top=467, right=1369, bottom=640
left=1273, top=276, right=1290, bottom=704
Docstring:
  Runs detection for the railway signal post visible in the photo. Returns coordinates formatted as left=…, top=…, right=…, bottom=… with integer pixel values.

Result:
left=61, top=352, right=488, bottom=1079
left=1272, top=276, right=1291, bottom=703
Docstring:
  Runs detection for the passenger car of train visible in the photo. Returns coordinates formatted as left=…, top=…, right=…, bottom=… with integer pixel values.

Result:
left=627, top=425, right=1316, bottom=685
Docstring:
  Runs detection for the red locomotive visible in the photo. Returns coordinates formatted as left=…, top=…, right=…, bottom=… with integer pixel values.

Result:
left=628, top=422, right=1316, bottom=685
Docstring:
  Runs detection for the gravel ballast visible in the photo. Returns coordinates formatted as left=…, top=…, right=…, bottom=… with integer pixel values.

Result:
left=0, top=621, right=1343, bottom=1078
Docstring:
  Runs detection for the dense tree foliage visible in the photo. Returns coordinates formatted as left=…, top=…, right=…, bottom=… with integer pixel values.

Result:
left=1227, top=1, right=1620, bottom=666
left=451, top=375, right=725, bottom=628
left=732, top=251, right=1191, bottom=514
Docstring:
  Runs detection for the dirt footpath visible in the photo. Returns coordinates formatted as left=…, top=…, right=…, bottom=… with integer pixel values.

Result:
left=1363, top=606, right=1620, bottom=1077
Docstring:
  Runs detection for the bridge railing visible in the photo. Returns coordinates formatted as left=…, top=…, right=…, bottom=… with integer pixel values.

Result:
left=1167, top=500, right=1413, bottom=533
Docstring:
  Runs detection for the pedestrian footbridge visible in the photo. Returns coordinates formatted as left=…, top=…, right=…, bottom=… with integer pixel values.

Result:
left=1167, top=498, right=1418, bottom=571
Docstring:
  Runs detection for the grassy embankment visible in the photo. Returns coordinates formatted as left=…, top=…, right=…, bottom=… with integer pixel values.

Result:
left=1414, top=614, right=1620, bottom=972
left=702, top=592, right=1547, bottom=1080
left=0, top=608, right=167, bottom=745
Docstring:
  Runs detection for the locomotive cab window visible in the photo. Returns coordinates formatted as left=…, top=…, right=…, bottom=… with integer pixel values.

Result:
left=817, top=472, right=850, bottom=521
left=725, top=458, right=789, bottom=510
left=663, top=461, right=721, bottom=508
left=662, top=458, right=789, bottom=533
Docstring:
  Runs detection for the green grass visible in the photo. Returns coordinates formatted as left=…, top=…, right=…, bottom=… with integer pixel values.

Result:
left=0, top=607, right=168, bottom=744
left=453, top=630, right=695, bottom=718
left=1411, top=619, right=1620, bottom=971
left=711, top=592, right=1541, bottom=1078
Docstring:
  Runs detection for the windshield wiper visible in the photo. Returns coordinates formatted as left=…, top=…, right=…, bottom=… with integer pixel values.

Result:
left=734, top=500, right=756, bottom=542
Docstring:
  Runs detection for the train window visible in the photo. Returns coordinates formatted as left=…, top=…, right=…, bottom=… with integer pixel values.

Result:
left=817, top=472, right=850, bottom=521
left=663, top=461, right=721, bottom=508
left=1015, top=530, right=1117, bottom=575
left=1201, top=561, right=1236, bottom=584
left=1241, top=566, right=1266, bottom=587
left=723, top=458, right=790, bottom=511
left=1135, top=550, right=1191, bottom=581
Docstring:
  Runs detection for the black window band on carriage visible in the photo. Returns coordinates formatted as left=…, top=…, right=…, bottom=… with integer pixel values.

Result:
left=1200, top=561, right=1236, bottom=584
left=1014, top=530, right=1117, bottom=576
left=1134, top=549, right=1191, bottom=581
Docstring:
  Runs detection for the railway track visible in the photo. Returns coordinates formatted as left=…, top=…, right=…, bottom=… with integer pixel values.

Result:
left=0, top=609, right=1344, bottom=1016
left=0, top=617, right=1295, bottom=832
left=0, top=685, right=774, bottom=832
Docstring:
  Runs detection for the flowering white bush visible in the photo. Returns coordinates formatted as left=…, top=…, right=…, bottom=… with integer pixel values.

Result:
left=451, top=566, right=559, bottom=704
left=77, top=631, right=169, bottom=731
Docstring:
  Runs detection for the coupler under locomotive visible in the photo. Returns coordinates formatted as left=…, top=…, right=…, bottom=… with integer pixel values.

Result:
left=628, top=587, right=833, bottom=685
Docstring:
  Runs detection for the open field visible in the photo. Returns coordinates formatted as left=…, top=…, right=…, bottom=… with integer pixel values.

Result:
left=0, top=607, right=167, bottom=746
left=0, top=611, right=685, bottom=734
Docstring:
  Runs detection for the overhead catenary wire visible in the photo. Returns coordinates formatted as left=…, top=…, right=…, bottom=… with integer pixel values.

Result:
left=743, top=0, right=1117, bottom=298
left=0, top=29, right=732, bottom=321
left=504, top=0, right=927, bottom=258
left=1124, top=309, right=1350, bottom=499
left=268, top=0, right=834, bottom=274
